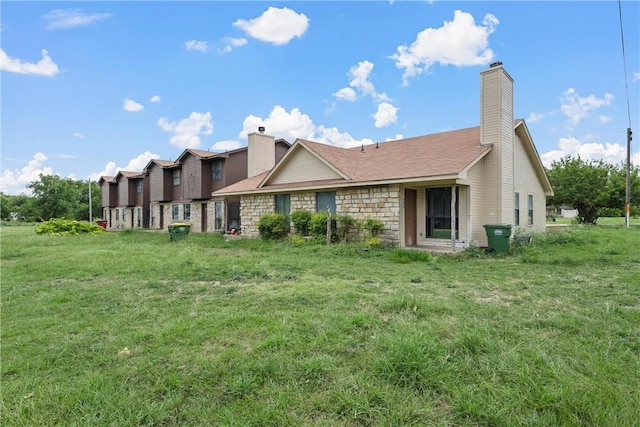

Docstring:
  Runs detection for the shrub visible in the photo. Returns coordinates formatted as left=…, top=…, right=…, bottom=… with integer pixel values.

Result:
left=34, top=219, right=105, bottom=235
left=309, top=211, right=336, bottom=239
left=363, top=236, right=382, bottom=250
left=361, top=218, right=384, bottom=236
left=256, top=213, right=288, bottom=240
left=290, top=210, right=312, bottom=236
left=336, top=214, right=357, bottom=242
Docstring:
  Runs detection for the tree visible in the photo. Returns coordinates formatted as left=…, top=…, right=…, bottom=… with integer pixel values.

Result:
left=27, top=174, right=102, bottom=221
left=546, top=157, right=639, bottom=224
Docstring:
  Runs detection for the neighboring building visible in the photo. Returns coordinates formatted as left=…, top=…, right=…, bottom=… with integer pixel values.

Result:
left=213, top=63, right=553, bottom=250
left=98, top=139, right=290, bottom=232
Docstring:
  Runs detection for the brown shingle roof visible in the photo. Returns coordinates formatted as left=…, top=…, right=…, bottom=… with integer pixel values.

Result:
left=215, top=126, right=491, bottom=195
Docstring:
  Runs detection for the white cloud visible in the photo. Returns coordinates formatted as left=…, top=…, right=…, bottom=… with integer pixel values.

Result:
left=42, top=9, right=112, bottom=30
left=185, top=40, right=208, bottom=52
left=391, top=10, right=498, bottom=85
left=599, top=115, right=611, bottom=124
left=373, top=102, right=399, bottom=128
left=150, top=95, right=161, bottom=103
left=123, top=98, right=144, bottom=112
left=540, top=136, right=635, bottom=168
left=240, top=105, right=374, bottom=149
left=90, top=151, right=160, bottom=181
left=560, top=88, right=613, bottom=125
left=0, top=48, right=59, bottom=77
left=0, top=152, right=54, bottom=195
left=385, top=134, right=405, bottom=142
left=158, top=111, right=214, bottom=149
left=233, top=7, right=309, bottom=45
left=333, top=87, right=357, bottom=102
left=218, top=37, right=248, bottom=54
left=526, top=112, right=545, bottom=123
left=634, top=71, right=640, bottom=81
left=73, top=132, right=84, bottom=139
left=211, top=140, right=242, bottom=151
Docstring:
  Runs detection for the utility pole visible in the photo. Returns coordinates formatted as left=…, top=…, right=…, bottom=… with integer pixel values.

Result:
left=89, top=179, right=93, bottom=223
left=625, top=127, right=632, bottom=228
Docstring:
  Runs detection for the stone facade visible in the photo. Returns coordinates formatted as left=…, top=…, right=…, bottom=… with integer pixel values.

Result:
left=239, top=185, right=401, bottom=246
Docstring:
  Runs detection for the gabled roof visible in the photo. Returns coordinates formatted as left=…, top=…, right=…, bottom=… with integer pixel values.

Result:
left=114, top=170, right=144, bottom=182
left=514, top=119, right=554, bottom=196
left=215, top=126, right=493, bottom=195
left=98, top=176, right=115, bottom=185
left=175, top=149, right=227, bottom=163
left=142, top=159, right=176, bottom=173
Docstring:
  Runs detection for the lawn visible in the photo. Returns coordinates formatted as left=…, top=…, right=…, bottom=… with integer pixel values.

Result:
left=1, top=224, right=639, bottom=426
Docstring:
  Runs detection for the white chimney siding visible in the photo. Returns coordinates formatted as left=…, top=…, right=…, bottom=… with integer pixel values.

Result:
left=479, top=63, right=515, bottom=226
left=247, top=131, right=276, bottom=178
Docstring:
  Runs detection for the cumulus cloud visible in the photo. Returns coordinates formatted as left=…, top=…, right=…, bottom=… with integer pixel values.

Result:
left=73, top=132, right=84, bottom=139
left=218, top=37, right=248, bottom=54
left=341, top=61, right=389, bottom=102
left=123, top=98, right=144, bottom=112
left=240, top=105, right=374, bottom=149
left=634, top=71, right=640, bottom=81
left=158, top=111, right=214, bottom=149
left=233, top=7, right=309, bottom=45
left=540, top=136, right=636, bottom=168
left=373, top=102, right=399, bottom=128
left=149, top=95, right=161, bottom=103
left=333, top=87, right=357, bottom=102
left=211, top=140, right=242, bottom=151
left=42, top=9, right=112, bottom=30
left=90, top=151, right=160, bottom=181
left=0, top=48, right=59, bottom=76
left=0, top=152, right=54, bottom=195
left=391, top=10, right=498, bottom=85
left=185, top=40, right=208, bottom=52
left=526, top=112, right=545, bottom=123
left=560, top=88, right=614, bottom=125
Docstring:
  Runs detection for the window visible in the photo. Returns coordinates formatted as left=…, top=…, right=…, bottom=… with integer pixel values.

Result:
left=214, top=202, right=223, bottom=231
left=275, top=194, right=291, bottom=229
left=172, top=204, right=179, bottom=220
left=514, top=192, right=520, bottom=226
left=228, top=200, right=241, bottom=231
left=151, top=208, right=155, bottom=227
left=426, top=187, right=458, bottom=239
left=115, top=209, right=119, bottom=222
left=183, top=203, right=191, bottom=221
left=212, top=160, right=223, bottom=181
left=137, top=207, right=142, bottom=228
left=528, top=195, right=534, bottom=225
left=316, top=191, right=336, bottom=214
left=172, top=169, right=181, bottom=186
left=136, top=180, right=143, bottom=193
left=122, top=209, right=126, bottom=222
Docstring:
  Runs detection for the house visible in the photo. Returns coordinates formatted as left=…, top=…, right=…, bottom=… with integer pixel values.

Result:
left=98, top=171, right=147, bottom=229
left=98, top=139, right=290, bottom=232
left=213, top=63, right=553, bottom=250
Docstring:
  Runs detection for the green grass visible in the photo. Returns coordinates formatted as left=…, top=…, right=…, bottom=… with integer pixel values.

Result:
left=2, top=225, right=639, bottom=426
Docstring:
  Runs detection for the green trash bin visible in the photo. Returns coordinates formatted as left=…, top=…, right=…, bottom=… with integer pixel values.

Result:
left=483, top=224, right=512, bottom=253
left=168, top=223, right=191, bottom=241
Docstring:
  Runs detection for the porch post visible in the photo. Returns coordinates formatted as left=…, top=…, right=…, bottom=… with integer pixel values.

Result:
left=451, top=185, right=457, bottom=251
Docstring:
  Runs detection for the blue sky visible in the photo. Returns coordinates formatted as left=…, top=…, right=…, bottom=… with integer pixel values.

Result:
left=1, top=1, right=639, bottom=195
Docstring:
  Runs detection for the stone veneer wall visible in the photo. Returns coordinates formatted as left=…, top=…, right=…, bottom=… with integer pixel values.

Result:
left=239, top=185, right=401, bottom=246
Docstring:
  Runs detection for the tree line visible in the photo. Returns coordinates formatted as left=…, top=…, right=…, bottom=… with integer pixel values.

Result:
left=1, top=159, right=638, bottom=225
left=1, top=175, right=102, bottom=222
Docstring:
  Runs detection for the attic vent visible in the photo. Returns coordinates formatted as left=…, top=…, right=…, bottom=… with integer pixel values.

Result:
left=258, top=126, right=265, bottom=133
left=489, top=61, right=503, bottom=68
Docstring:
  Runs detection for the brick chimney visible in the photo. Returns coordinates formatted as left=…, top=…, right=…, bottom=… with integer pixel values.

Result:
left=247, top=127, right=276, bottom=177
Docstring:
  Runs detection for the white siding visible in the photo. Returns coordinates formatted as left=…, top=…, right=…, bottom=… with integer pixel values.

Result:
left=514, top=134, right=547, bottom=232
